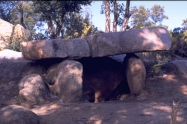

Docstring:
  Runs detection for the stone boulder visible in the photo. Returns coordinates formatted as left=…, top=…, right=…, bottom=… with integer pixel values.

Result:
left=0, top=19, right=13, bottom=50
left=12, top=24, right=28, bottom=43
left=0, top=19, right=28, bottom=50
left=0, top=19, right=13, bottom=43
left=21, top=27, right=172, bottom=60
left=46, top=60, right=83, bottom=102
left=0, top=105, right=40, bottom=124
left=123, top=53, right=146, bottom=95
left=19, top=74, right=50, bottom=107
left=163, top=60, right=187, bottom=75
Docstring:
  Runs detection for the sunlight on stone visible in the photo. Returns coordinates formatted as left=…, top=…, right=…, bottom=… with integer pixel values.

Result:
left=139, top=29, right=165, bottom=50
left=181, top=85, right=187, bottom=95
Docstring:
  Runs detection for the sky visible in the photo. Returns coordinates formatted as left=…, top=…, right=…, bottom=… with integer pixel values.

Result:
left=83, top=1, right=187, bottom=31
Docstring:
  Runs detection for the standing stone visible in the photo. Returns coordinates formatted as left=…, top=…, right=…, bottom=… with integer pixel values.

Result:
left=47, top=60, right=83, bottom=102
left=19, top=74, right=50, bottom=107
left=123, top=53, right=146, bottom=95
left=0, top=105, right=40, bottom=124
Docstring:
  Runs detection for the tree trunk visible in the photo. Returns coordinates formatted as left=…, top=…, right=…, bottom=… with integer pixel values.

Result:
left=18, top=2, right=26, bottom=29
left=55, top=13, right=65, bottom=39
left=46, top=20, right=55, bottom=39
left=122, top=0, right=130, bottom=31
left=55, top=22, right=62, bottom=39
left=105, top=0, right=110, bottom=33
left=113, top=0, right=118, bottom=32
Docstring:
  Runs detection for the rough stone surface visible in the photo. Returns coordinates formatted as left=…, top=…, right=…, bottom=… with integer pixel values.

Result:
left=21, top=38, right=90, bottom=60
left=12, top=24, right=28, bottom=42
left=19, top=74, right=50, bottom=106
left=0, top=105, right=40, bottom=124
left=123, top=53, right=146, bottom=95
left=47, top=60, right=83, bottom=102
left=163, top=60, right=187, bottom=75
left=0, top=19, right=13, bottom=42
left=78, top=57, right=127, bottom=103
left=85, top=27, right=171, bottom=57
left=21, top=27, right=171, bottom=60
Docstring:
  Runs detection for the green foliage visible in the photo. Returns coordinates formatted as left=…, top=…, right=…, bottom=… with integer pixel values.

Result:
left=150, top=5, right=168, bottom=25
left=63, top=12, right=99, bottom=39
left=33, top=1, right=92, bottom=39
left=0, top=1, right=43, bottom=40
left=131, top=5, right=168, bottom=29
left=131, top=6, right=151, bottom=28
left=170, top=30, right=187, bottom=57
left=5, top=39, right=21, bottom=52
left=182, top=19, right=187, bottom=30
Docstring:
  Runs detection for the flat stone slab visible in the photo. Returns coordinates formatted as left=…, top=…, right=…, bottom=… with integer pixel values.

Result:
left=21, top=27, right=172, bottom=60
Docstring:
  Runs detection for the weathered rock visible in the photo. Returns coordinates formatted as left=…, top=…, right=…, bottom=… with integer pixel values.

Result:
left=163, top=60, right=187, bottom=75
left=12, top=24, right=28, bottom=42
left=19, top=74, right=50, bottom=107
left=0, top=19, right=13, bottom=43
left=21, top=27, right=171, bottom=60
left=0, top=19, right=28, bottom=50
left=47, top=60, right=83, bottom=102
left=123, top=53, right=146, bottom=95
left=0, top=105, right=40, bottom=124
left=21, top=38, right=91, bottom=60
left=78, top=57, right=126, bottom=103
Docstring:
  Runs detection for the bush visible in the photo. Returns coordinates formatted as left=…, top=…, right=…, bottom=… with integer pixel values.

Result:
left=170, top=30, right=187, bottom=57
left=5, top=39, right=21, bottom=52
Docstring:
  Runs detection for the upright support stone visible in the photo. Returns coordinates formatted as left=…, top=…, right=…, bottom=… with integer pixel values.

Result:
left=47, top=60, right=83, bottom=102
left=123, top=53, right=146, bottom=95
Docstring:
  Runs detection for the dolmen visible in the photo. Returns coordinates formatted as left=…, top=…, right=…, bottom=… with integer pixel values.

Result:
left=18, top=27, right=172, bottom=104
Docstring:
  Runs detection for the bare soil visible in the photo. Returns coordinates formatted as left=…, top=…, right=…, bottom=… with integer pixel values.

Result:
left=1, top=65, right=187, bottom=124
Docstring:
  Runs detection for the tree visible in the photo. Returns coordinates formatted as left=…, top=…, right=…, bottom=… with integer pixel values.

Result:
left=0, top=1, right=43, bottom=40
left=33, top=1, right=91, bottom=39
left=150, top=5, right=168, bottom=25
left=0, top=1, right=18, bottom=23
left=121, top=0, right=130, bottom=31
left=104, top=0, right=110, bottom=32
left=112, top=0, right=118, bottom=32
left=182, top=18, right=187, bottom=30
left=116, top=1, right=137, bottom=31
left=131, top=6, right=151, bottom=29
left=62, top=10, right=99, bottom=39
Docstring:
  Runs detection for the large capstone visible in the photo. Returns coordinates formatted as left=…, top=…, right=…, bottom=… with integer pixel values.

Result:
left=21, top=27, right=171, bottom=60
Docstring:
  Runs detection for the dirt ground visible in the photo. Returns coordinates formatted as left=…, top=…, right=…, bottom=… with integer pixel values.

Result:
left=1, top=64, right=187, bottom=124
